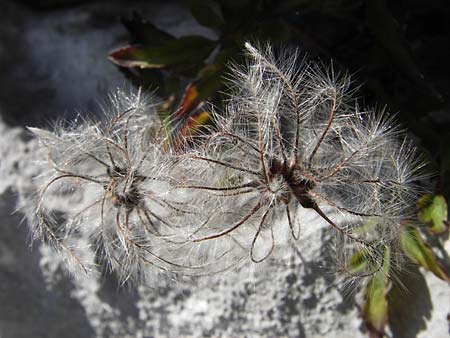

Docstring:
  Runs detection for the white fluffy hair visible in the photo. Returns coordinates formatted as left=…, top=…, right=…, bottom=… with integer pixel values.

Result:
left=29, top=88, right=207, bottom=284
left=177, top=42, right=426, bottom=280
left=28, top=43, right=426, bottom=285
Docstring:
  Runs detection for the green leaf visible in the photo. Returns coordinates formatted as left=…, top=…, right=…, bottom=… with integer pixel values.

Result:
left=109, top=46, right=160, bottom=68
left=363, top=247, right=390, bottom=338
left=186, top=47, right=238, bottom=102
left=195, top=64, right=224, bottom=100
left=348, top=249, right=369, bottom=275
left=121, top=11, right=174, bottom=46
left=108, top=36, right=217, bottom=69
left=400, top=226, right=450, bottom=282
left=417, top=194, right=449, bottom=234
left=186, top=0, right=225, bottom=28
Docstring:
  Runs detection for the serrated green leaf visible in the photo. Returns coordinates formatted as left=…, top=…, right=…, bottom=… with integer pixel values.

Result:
left=400, top=226, right=450, bottom=282
left=109, top=36, right=217, bottom=69
left=363, top=247, right=390, bottom=338
left=417, top=194, right=449, bottom=234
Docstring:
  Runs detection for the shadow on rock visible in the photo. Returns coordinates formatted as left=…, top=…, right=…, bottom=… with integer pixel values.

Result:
left=388, top=265, right=432, bottom=338
left=0, top=188, right=95, bottom=338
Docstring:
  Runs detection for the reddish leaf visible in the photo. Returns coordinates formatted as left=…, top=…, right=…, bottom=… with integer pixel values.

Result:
left=108, top=45, right=163, bottom=68
left=174, top=83, right=200, bottom=120
left=168, top=83, right=211, bottom=150
left=108, top=36, right=217, bottom=69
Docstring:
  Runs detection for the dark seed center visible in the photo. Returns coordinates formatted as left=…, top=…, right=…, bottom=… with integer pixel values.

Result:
left=268, top=157, right=317, bottom=209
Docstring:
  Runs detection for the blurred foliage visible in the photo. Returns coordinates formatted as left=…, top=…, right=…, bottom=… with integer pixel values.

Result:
left=351, top=195, right=449, bottom=337
left=108, top=0, right=450, bottom=195
left=400, top=225, right=450, bottom=282
left=362, top=247, right=390, bottom=338
left=418, top=194, right=449, bottom=234
left=164, top=83, right=212, bottom=151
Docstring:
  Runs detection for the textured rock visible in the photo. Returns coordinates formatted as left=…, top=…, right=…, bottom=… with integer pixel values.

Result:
left=0, top=1, right=448, bottom=337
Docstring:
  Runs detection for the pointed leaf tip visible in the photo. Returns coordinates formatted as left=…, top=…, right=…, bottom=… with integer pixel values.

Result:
left=400, top=226, right=450, bottom=282
left=418, top=194, right=449, bottom=234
